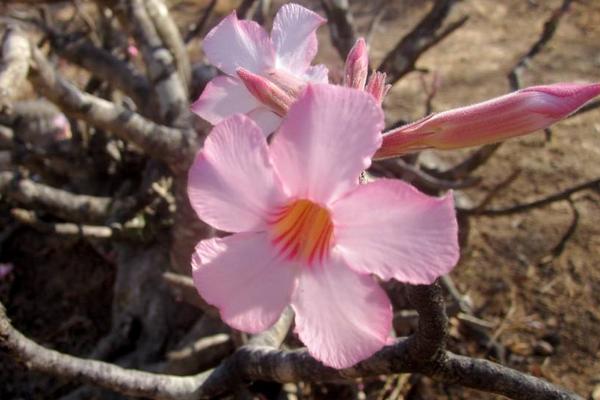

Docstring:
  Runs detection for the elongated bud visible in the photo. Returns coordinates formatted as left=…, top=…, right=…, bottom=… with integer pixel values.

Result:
left=375, top=82, right=600, bottom=159
left=236, top=68, right=294, bottom=116
left=365, top=71, right=391, bottom=105
left=344, top=38, right=369, bottom=90
left=266, top=68, right=306, bottom=98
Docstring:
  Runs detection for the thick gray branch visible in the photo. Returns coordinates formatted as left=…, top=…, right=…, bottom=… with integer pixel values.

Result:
left=112, top=0, right=189, bottom=126
left=0, top=295, right=580, bottom=399
left=0, top=27, right=30, bottom=110
left=53, top=36, right=153, bottom=114
left=145, top=0, right=191, bottom=93
left=29, top=47, right=196, bottom=170
left=0, top=171, right=112, bottom=223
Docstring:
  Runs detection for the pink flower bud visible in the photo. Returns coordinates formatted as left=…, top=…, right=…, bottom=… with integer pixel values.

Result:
left=265, top=68, right=306, bottom=98
left=375, top=82, right=600, bottom=159
left=343, top=38, right=369, bottom=90
left=236, top=68, right=295, bottom=116
left=127, top=44, right=139, bottom=58
left=365, top=71, right=391, bottom=105
left=51, top=114, right=72, bottom=141
left=0, top=263, right=13, bottom=280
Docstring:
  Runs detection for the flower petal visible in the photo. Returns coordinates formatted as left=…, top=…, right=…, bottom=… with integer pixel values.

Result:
left=191, top=75, right=259, bottom=125
left=247, top=107, right=282, bottom=136
left=304, top=64, right=329, bottom=83
left=332, top=179, right=459, bottom=284
left=188, top=114, right=286, bottom=233
left=203, top=11, right=275, bottom=76
left=270, top=84, right=384, bottom=204
left=291, top=252, right=392, bottom=369
left=271, top=4, right=326, bottom=73
left=193, top=232, right=298, bottom=333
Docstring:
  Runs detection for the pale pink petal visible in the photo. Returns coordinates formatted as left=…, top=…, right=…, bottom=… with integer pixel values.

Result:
left=188, top=114, right=286, bottom=233
left=291, top=252, right=392, bottom=369
left=271, top=4, right=326, bottom=73
left=203, top=11, right=275, bottom=76
left=332, top=179, right=459, bottom=285
left=191, top=75, right=259, bottom=125
left=376, top=82, right=600, bottom=158
left=304, top=64, right=329, bottom=83
left=193, top=232, right=298, bottom=333
left=247, top=107, right=282, bottom=136
left=270, top=84, right=384, bottom=204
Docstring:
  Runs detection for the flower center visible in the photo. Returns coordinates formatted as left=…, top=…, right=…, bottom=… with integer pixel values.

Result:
left=269, top=199, right=334, bottom=265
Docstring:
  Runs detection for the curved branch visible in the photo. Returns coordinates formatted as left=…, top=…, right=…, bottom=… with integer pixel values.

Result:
left=0, top=296, right=581, bottom=400
left=0, top=171, right=112, bottom=223
left=29, top=47, right=197, bottom=171
left=53, top=36, right=153, bottom=114
left=430, top=353, right=583, bottom=400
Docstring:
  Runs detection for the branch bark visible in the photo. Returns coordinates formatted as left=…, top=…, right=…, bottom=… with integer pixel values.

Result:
left=52, top=35, right=153, bottom=114
left=378, top=0, right=467, bottom=85
left=321, top=0, right=357, bottom=60
left=29, top=46, right=196, bottom=171
left=0, top=171, right=112, bottom=223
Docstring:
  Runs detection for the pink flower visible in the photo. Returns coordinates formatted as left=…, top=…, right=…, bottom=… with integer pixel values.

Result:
left=187, top=84, right=459, bottom=369
left=375, top=82, right=600, bottom=159
left=191, top=3, right=328, bottom=135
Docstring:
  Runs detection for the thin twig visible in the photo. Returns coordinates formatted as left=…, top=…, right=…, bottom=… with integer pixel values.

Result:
left=371, top=158, right=480, bottom=191
left=11, top=208, right=115, bottom=238
left=463, top=178, right=600, bottom=216
left=378, top=0, right=467, bottom=85
left=435, top=0, right=572, bottom=181
left=184, top=0, right=218, bottom=44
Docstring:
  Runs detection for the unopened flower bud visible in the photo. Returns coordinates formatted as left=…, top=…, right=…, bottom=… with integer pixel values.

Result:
left=236, top=68, right=294, bottom=116
left=365, top=72, right=391, bottom=105
left=344, top=38, right=369, bottom=90
left=265, top=68, right=306, bottom=98
left=375, top=82, right=600, bottom=159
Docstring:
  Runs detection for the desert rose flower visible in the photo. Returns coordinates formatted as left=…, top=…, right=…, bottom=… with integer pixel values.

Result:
left=375, top=82, right=600, bottom=159
left=192, top=3, right=328, bottom=135
left=188, top=84, right=459, bottom=368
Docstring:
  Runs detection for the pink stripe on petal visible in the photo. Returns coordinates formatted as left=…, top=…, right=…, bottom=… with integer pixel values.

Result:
left=193, top=233, right=298, bottom=333
left=376, top=82, right=600, bottom=158
left=271, top=3, right=326, bottom=74
left=203, top=11, right=275, bottom=76
left=270, top=84, right=384, bottom=205
left=332, top=179, right=459, bottom=284
left=191, top=75, right=259, bottom=125
left=188, top=114, right=286, bottom=233
left=291, top=251, right=392, bottom=369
